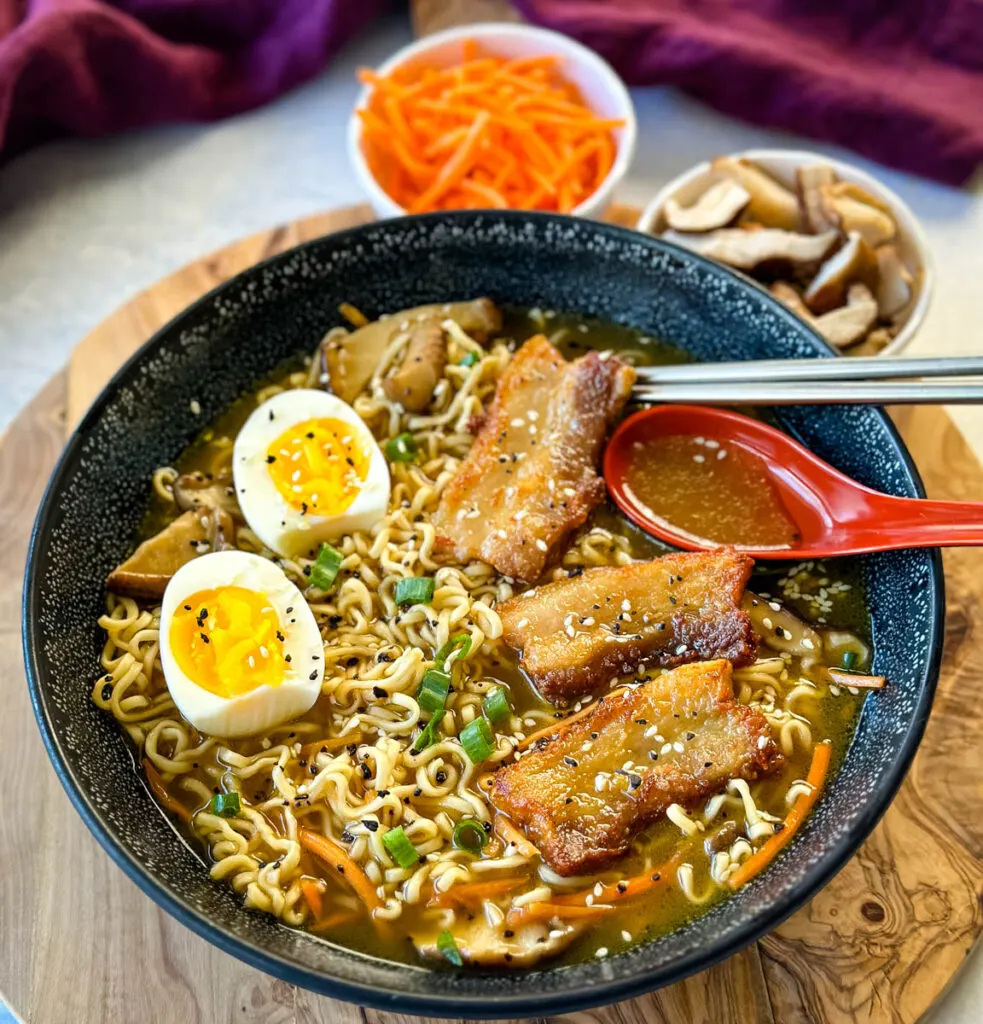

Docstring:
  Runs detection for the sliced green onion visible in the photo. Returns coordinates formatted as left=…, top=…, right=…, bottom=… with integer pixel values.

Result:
left=395, top=576, right=434, bottom=606
left=309, top=543, right=343, bottom=591
left=437, top=929, right=463, bottom=967
left=382, top=825, right=419, bottom=869
left=411, top=709, right=445, bottom=754
left=385, top=432, right=419, bottom=463
left=208, top=792, right=241, bottom=818
left=459, top=351, right=480, bottom=368
left=482, top=686, right=511, bottom=726
left=434, top=633, right=472, bottom=672
left=417, top=669, right=451, bottom=714
left=842, top=651, right=859, bottom=670
left=452, top=819, right=488, bottom=854
left=460, top=715, right=494, bottom=764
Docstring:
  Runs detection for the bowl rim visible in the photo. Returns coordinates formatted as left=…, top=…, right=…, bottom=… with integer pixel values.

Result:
left=636, top=147, right=935, bottom=358
left=346, top=21, right=638, bottom=220
left=22, top=210, right=944, bottom=1018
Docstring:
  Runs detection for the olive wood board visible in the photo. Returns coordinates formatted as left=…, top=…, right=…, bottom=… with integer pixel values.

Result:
left=2, top=202, right=982, bottom=1024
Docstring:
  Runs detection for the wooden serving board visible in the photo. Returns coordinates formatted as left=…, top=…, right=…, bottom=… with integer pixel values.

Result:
left=2, top=203, right=983, bottom=1024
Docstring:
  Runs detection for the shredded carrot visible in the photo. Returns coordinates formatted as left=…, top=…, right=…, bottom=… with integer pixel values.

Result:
left=826, top=668, right=886, bottom=689
left=338, top=303, right=368, bottom=327
left=355, top=41, right=623, bottom=213
left=300, top=877, right=324, bottom=920
left=428, top=878, right=524, bottom=908
left=495, top=815, right=539, bottom=858
left=143, top=759, right=192, bottom=823
left=298, top=827, right=382, bottom=911
left=728, top=741, right=832, bottom=889
left=515, top=688, right=628, bottom=751
left=508, top=901, right=612, bottom=926
left=549, top=851, right=684, bottom=907
left=310, top=910, right=359, bottom=933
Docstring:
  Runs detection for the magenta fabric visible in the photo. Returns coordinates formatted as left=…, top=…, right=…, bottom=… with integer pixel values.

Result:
left=0, top=0, right=387, bottom=157
left=515, top=0, right=983, bottom=185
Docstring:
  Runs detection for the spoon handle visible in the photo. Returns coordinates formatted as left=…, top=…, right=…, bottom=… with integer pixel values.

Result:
left=857, top=497, right=983, bottom=547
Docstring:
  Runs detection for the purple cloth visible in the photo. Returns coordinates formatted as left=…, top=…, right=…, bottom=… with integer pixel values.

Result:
left=0, top=0, right=386, bottom=158
left=514, top=0, right=983, bottom=185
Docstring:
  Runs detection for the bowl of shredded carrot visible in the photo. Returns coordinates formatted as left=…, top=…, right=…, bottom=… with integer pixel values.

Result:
left=348, top=23, right=637, bottom=218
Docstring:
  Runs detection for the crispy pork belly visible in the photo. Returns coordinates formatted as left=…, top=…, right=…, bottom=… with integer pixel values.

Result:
left=491, top=660, right=782, bottom=875
left=432, top=336, right=635, bottom=583
left=499, top=550, right=757, bottom=705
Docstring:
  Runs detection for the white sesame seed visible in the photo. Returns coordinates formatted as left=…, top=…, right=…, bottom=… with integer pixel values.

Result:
left=621, top=930, right=632, bottom=942
left=517, top=618, right=529, bottom=629
left=801, top=637, right=815, bottom=650
left=693, top=454, right=705, bottom=463
left=595, top=947, right=608, bottom=958
left=621, top=599, right=631, bottom=612
left=675, top=644, right=687, bottom=655
left=189, top=399, right=201, bottom=415
left=704, top=439, right=719, bottom=449
left=762, top=617, right=773, bottom=629
left=660, top=743, right=672, bottom=755
left=717, top=449, right=727, bottom=460
left=673, top=741, right=685, bottom=754
left=535, top=539, right=548, bottom=551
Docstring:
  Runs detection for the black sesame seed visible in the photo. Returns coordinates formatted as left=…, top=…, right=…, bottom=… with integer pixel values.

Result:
left=563, top=756, right=579, bottom=768
left=266, top=455, right=276, bottom=464
left=360, top=763, right=372, bottom=779
left=101, top=682, right=113, bottom=701
left=435, top=771, right=447, bottom=784
left=362, top=820, right=380, bottom=832
left=309, top=670, right=318, bottom=680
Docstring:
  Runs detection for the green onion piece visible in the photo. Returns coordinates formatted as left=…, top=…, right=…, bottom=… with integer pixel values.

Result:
left=385, top=432, right=419, bottom=463
left=417, top=668, right=451, bottom=714
left=460, top=715, right=494, bottom=764
left=209, top=792, right=241, bottom=818
left=395, top=576, right=434, bottom=606
left=411, top=709, right=446, bottom=754
left=434, top=633, right=472, bottom=672
left=482, top=686, right=511, bottom=726
left=452, top=819, right=488, bottom=854
left=459, top=351, right=480, bottom=368
left=437, top=929, right=463, bottom=967
left=382, top=825, right=419, bottom=869
left=842, top=651, right=859, bottom=670
left=309, top=543, right=343, bottom=591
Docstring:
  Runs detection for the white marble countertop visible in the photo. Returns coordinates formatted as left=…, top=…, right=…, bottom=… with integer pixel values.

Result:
left=1, top=11, right=980, bottom=1023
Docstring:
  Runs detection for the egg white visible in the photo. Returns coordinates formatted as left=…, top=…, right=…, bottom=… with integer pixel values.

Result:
left=233, top=389, right=390, bottom=558
left=159, top=550, right=324, bottom=737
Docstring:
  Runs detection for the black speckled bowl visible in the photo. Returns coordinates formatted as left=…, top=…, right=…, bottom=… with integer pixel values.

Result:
left=23, top=212, right=943, bottom=1018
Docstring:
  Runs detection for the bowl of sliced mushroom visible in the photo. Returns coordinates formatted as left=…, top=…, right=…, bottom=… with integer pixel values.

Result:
left=637, top=149, right=933, bottom=356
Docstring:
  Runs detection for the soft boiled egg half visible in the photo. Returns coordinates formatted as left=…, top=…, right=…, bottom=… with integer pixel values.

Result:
left=233, top=389, right=390, bottom=559
left=160, top=550, right=324, bottom=737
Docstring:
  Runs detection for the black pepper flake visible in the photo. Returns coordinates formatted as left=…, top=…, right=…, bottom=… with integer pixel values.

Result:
left=651, top=873, right=661, bottom=882
left=504, top=953, right=513, bottom=963
left=617, top=882, right=628, bottom=894
left=346, top=743, right=358, bottom=755
left=636, top=718, right=648, bottom=725
left=183, top=604, right=192, bottom=611
left=346, top=657, right=359, bottom=667
left=704, top=761, right=713, bottom=768
left=276, top=631, right=285, bottom=642
left=378, top=790, right=389, bottom=797
left=265, top=455, right=276, bottom=464
left=269, top=410, right=274, bottom=421
left=310, top=764, right=318, bottom=776
left=101, top=682, right=113, bottom=701
left=669, top=596, right=677, bottom=605
left=372, top=685, right=389, bottom=699
left=309, top=670, right=318, bottom=680
left=413, top=787, right=422, bottom=797
left=774, top=822, right=786, bottom=833
left=435, top=770, right=447, bottom=784
left=648, top=751, right=659, bottom=761
left=199, top=633, right=210, bottom=644
left=685, top=732, right=696, bottom=741
left=564, top=797, right=573, bottom=805
left=360, top=763, right=372, bottom=779
left=284, top=654, right=292, bottom=663
left=504, top=929, right=514, bottom=938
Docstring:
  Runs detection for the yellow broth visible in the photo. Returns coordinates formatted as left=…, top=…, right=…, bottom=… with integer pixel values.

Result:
left=112, top=308, right=869, bottom=968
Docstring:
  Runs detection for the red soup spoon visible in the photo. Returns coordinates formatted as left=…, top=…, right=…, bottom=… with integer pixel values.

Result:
left=603, top=404, right=983, bottom=560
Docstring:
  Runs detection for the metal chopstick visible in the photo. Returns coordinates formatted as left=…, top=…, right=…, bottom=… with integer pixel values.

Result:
left=630, top=381, right=983, bottom=405
left=633, top=356, right=983, bottom=385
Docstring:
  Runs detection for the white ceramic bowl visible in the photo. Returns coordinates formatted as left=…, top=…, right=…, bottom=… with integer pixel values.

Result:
left=348, top=23, right=637, bottom=221
left=637, top=149, right=934, bottom=356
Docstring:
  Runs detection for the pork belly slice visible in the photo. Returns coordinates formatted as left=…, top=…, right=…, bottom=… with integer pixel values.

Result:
left=491, top=659, right=783, bottom=876
left=499, top=550, right=757, bottom=706
left=432, top=335, right=635, bottom=583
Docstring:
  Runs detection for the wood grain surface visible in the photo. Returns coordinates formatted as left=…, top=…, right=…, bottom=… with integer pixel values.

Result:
left=3, top=204, right=983, bottom=1024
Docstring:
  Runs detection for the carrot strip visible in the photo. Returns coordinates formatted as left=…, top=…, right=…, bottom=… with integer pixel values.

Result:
left=459, top=178, right=509, bottom=209
left=728, top=742, right=832, bottom=889
left=826, top=668, right=886, bottom=689
left=428, top=878, right=524, bottom=908
left=300, top=877, right=324, bottom=919
left=143, top=759, right=192, bottom=823
left=409, top=110, right=490, bottom=213
left=549, top=852, right=684, bottom=907
left=310, top=910, right=359, bottom=933
left=298, top=827, right=382, bottom=911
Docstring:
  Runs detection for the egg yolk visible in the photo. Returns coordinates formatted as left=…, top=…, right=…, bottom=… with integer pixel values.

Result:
left=171, top=586, right=287, bottom=697
left=266, top=417, right=371, bottom=516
